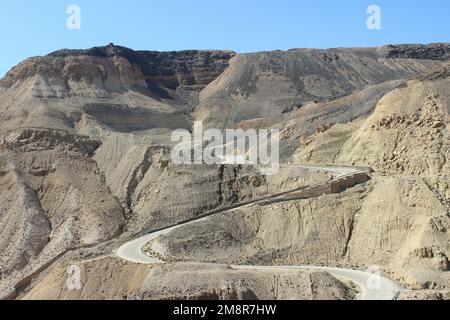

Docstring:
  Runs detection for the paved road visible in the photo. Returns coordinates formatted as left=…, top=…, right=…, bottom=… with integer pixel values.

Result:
left=115, top=164, right=401, bottom=300
left=233, top=266, right=401, bottom=300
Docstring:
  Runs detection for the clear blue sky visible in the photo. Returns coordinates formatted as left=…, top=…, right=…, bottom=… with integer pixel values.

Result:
left=1, top=0, right=449, bottom=77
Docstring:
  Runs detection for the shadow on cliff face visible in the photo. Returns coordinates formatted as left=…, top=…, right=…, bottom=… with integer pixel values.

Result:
left=83, top=103, right=191, bottom=132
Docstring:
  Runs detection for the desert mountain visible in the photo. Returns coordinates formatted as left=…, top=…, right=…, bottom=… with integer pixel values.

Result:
left=1, top=43, right=449, bottom=300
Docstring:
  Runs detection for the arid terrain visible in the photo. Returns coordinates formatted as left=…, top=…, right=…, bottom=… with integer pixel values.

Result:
left=0, top=43, right=449, bottom=300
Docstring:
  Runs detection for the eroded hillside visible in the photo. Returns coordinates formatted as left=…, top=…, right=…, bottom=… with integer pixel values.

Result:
left=1, top=44, right=450, bottom=300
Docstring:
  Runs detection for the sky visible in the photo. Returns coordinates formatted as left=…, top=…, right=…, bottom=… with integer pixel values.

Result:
left=1, top=0, right=449, bottom=77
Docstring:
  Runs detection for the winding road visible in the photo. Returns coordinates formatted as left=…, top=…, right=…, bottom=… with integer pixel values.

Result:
left=115, top=164, right=402, bottom=300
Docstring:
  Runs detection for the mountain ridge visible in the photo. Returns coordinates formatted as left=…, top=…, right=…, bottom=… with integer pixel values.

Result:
left=1, top=43, right=449, bottom=300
